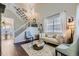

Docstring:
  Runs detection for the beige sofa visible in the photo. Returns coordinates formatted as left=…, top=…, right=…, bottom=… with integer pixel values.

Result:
left=39, top=29, right=72, bottom=45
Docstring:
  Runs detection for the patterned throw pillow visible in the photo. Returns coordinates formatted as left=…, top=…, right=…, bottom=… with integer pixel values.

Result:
left=56, top=34, right=64, bottom=44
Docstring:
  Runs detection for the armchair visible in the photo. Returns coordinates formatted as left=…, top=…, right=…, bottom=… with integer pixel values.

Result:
left=25, top=27, right=39, bottom=42
left=55, top=29, right=79, bottom=56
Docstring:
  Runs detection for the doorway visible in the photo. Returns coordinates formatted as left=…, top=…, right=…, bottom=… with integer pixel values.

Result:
left=1, top=17, right=15, bottom=56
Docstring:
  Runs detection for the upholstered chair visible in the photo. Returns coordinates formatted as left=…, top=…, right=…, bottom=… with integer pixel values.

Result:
left=55, top=29, right=79, bottom=56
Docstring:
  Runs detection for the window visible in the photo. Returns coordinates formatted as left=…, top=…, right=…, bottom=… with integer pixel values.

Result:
left=44, top=12, right=67, bottom=35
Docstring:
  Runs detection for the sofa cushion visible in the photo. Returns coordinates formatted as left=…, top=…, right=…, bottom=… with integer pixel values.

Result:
left=42, top=37, right=59, bottom=45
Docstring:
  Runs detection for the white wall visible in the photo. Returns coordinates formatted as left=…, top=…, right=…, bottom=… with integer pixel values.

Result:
left=75, top=4, right=79, bottom=38
left=35, top=3, right=77, bottom=24
left=4, top=3, right=77, bottom=30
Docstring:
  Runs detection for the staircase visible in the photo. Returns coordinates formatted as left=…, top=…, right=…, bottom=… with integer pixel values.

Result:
left=13, top=6, right=29, bottom=37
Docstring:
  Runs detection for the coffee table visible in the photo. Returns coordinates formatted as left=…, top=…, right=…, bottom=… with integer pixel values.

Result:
left=21, top=40, right=55, bottom=56
left=33, top=40, right=45, bottom=50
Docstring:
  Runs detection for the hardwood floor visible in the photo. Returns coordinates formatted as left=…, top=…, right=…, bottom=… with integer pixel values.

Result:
left=1, top=35, right=57, bottom=56
left=1, top=35, right=28, bottom=56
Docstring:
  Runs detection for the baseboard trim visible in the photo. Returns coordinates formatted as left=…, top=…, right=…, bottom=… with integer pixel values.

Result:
left=14, top=40, right=35, bottom=45
left=14, top=41, right=29, bottom=45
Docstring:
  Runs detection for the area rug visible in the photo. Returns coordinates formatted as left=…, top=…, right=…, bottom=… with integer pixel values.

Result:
left=21, top=41, right=55, bottom=56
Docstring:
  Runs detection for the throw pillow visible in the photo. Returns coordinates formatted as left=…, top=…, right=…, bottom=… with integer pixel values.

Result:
left=56, top=34, right=64, bottom=44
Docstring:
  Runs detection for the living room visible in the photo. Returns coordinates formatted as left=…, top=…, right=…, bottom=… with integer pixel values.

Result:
left=1, top=3, right=79, bottom=56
